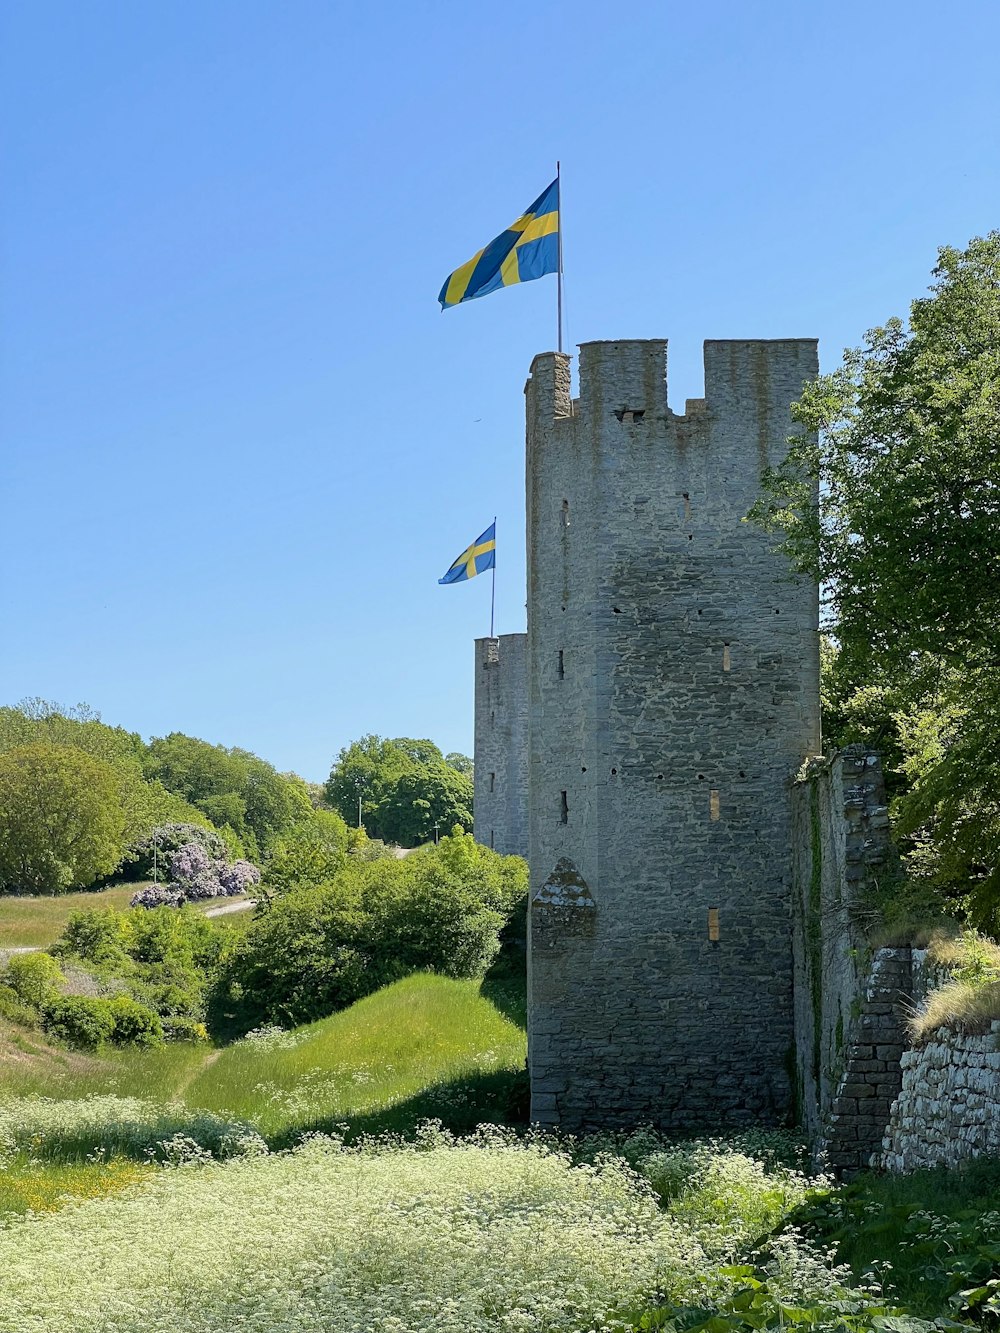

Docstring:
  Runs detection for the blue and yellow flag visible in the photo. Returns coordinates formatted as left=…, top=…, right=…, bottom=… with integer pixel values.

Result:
left=438, top=522, right=496, bottom=584
left=438, top=179, right=559, bottom=309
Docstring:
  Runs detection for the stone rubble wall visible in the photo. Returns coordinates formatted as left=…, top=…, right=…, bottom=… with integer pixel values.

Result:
left=822, top=947, right=913, bottom=1175
left=791, top=747, right=892, bottom=1143
left=881, top=1021, right=1000, bottom=1172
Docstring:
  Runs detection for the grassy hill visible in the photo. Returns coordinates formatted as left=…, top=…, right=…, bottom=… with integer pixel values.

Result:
left=0, top=972, right=527, bottom=1140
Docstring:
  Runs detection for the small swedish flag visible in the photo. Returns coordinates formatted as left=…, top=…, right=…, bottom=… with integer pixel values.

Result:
left=438, top=522, right=496, bottom=585
left=438, top=179, right=559, bottom=309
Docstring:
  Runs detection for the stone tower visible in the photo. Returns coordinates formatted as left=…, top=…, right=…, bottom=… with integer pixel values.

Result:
left=526, top=339, right=821, bottom=1130
left=473, top=633, right=528, bottom=858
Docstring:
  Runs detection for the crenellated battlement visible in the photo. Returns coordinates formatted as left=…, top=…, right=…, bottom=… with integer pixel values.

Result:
left=525, top=337, right=818, bottom=432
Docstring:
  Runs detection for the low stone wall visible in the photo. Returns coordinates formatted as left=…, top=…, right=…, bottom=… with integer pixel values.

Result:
left=823, top=947, right=913, bottom=1175
left=881, top=1022, right=1000, bottom=1172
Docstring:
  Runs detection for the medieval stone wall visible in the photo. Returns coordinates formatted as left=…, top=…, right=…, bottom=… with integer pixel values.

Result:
left=473, top=633, right=528, bottom=858
left=526, top=338, right=821, bottom=1130
left=882, top=1023, right=1000, bottom=1171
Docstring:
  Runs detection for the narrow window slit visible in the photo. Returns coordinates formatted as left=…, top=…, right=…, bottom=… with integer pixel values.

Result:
left=708, top=908, right=720, bottom=943
left=557, top=649, right=564, bottom=679
left=710, top=790, right=720, bottom=821
left=559, top=791, right=568, bottom=824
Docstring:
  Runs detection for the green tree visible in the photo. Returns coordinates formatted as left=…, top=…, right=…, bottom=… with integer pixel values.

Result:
left=750, top=233, right=1000, bottom=672
left=0, top=743, right=127, bottom=894
left=376, top=763, right=474, bottom=847
left=750, top=233, right=1000, bottom=928
left=263, top=808, right=351, bottom=895
left=445, top=752, right=474, bottom=776
left=324, top=735, right=474, bottom=845
left=324, top=734, right=413, bottom=835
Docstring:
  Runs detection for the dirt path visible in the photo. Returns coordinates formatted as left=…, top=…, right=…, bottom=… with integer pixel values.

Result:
left=174, top=1048, right=222, bottom=1100
left=203, top=899, right=257, bottom=918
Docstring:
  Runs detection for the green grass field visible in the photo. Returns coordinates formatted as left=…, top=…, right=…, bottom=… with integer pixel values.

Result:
left=0, top=972, right=527, bottom=1141
left=0, top=886, right=254, bottom=950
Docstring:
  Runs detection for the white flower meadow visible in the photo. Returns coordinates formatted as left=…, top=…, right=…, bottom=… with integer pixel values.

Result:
left=0, top=1127, right=707, bottom=1333
left=0, top=1096, right=266, bottom=1164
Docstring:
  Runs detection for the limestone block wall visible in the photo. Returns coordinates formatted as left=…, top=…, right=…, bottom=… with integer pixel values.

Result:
left=526, top=338, right=821, bottom=1130
left=473, top=634, right=528, bottom=858
left=822, top=947, right=913, bottom=1174
left=791, top=747, right=893, bottom=1141
left=882, top=1023, right=1000, bottom=1171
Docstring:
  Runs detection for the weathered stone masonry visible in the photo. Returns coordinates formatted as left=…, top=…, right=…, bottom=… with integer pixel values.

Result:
left=526, top=339, right=821, bottom=1130
left=473, top=634, right=528, bottom=858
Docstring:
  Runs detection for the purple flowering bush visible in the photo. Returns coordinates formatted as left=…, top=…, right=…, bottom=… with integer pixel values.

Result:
left=170, top=842, right=225, bottom=900
left=218, top=860, right=262, bottom=896
left=130, top=833, right=261, bottom=910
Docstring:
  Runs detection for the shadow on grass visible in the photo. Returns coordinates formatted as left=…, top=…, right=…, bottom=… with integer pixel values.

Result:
left=268, top=1066, right=530, bottom=1151
left=479, top=928, right=527, bottom=1030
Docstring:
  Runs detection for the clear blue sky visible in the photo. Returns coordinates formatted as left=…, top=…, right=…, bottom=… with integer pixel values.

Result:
left=2, top=1, right=997, bottom=781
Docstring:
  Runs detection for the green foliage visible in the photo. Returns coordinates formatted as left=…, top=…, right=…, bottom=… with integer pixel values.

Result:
left=0, top=983, right=38, bottom=1027
left=263, top=807, right=350, bottom=894
left=0, top=743, right=127, bottom=894
left=794, top=1158, right=1000, bottom=1319
left=212, top=833, right=525, bottom=1033
left=104, top=995, right=163, bottom=1046
left=324, top=734, right=475, bottom=846
left=53, top=905, right=228, bottom=1029
left=143, top=733, right=305, bottom=857
left=40, top=995, right=116, bottom=1049
left=750, top=234, right=1000, bottom=931
left=2, top=952, right=64, bottom=1007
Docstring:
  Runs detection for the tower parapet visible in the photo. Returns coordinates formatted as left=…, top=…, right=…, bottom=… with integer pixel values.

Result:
left=527, top=337, right=821, bottom=1130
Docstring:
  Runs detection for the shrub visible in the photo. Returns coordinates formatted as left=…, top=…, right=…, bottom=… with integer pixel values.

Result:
left=217, top=859, right=261, bottom=896
left=106, top=995, right=163, bottom=1046
left=3, top=951, right=64, bottom=1007
left=0, top=982, right=38, bottom=1027
left=122, top=822, right=229, bottom=882
left=40, top=995, right=116, bottom=1049
left=169, top=841, right=225, bottom=899
left=130, top=885, right=186, bottom=909
left=210, top=839, right=525, bottom=1034
left=161, top=1016, right=209, bottom=1042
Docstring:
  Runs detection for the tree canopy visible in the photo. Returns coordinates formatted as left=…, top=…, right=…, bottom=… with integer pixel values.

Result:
left=751, top=232, right=1000, bottom=929
left=324, top=735, right=474, bottom=846
left=0, top=743, right=128, bottom=893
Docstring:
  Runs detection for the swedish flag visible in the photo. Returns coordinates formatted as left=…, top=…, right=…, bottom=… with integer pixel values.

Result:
left=438, top=522, right=496, bottom=584
left=438, top=179, right=559, bottom=309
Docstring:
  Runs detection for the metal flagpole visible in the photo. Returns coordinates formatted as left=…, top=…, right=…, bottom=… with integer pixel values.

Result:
left=556, top=161, right=563, bottom=354
left=490, top=516, right=497, bottom=638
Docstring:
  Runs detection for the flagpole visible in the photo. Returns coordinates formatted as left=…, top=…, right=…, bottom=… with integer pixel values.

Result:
left=490, top=516, right=497, bottom=638
left=556, top=161, right=563, bottom=355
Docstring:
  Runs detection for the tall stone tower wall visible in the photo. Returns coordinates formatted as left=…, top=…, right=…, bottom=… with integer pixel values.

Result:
left=526, top=338, right=821, bottom=1130
left=473, top=633, right=528, bottom=858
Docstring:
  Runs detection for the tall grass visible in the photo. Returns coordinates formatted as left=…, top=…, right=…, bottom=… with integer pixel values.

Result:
left=0, top=886, right=144, bottom=950
left=186, top=972, right=527, bottom=1138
